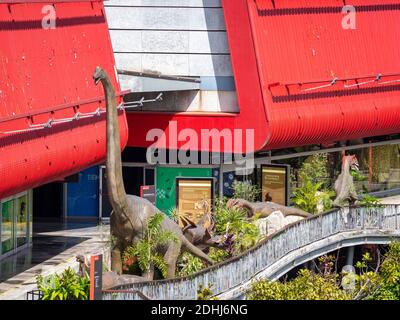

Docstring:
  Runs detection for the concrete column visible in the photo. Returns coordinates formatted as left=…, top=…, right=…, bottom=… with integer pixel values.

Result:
left=346, top=246, right=355, bottom=266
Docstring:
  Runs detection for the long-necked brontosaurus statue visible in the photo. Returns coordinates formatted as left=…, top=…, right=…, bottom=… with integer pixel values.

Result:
left=333, top=154, right=359, bottom=207
left=93, top=67, right=213, bottom=278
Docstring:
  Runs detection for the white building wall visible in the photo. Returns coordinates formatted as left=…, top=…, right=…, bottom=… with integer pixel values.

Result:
left=104, top=0, right=238, bottom=113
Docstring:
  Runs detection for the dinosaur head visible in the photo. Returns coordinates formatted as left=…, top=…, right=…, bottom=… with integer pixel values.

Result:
left=226, top=198, right=242, bottom=209
left=343, top=154, right=359, bottom=171
left=93, top=66, right=107, bottom=85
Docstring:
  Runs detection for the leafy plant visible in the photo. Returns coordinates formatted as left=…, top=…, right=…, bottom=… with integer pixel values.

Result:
left=292, top=178, right=334, bottom=214
left=232, top=181, right=260, bottom=202
left=208, top=247, right=230, bottom=263
left=298, top=153, right=330, bottom=188
left=37, top=267, right=90, bottom=300
left=350, top=170, right=368, bottom=182
left=358, top=194, right=382, bottom=208
left=247, top=269, right=350, bottom=300
left=197, top=284, right=219, bottom=300
left=168, top=207, right=179, bottom=223
left=123, top=213, right=178, bottom=278
left=371, top=242, right=400, bottom=300
left=246, top=241, right=400, bottom=300
left=176, top=252, right=204, bottom=277
left=214, top=202, right=259, bottom=254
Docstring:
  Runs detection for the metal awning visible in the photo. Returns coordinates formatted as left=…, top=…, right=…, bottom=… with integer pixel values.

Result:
left=117, top=69, right=201, bottom=93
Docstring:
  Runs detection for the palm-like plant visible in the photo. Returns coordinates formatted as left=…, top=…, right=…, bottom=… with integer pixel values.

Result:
left=215, top=200, right=259, bottom=253
left=123, top=213, right=178, bottom=279
left=292, top=178, right=334, bottom=214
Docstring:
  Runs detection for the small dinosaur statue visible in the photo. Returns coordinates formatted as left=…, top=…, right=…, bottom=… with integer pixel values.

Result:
left=180, top=210, right=225, bottom=252
left=333, top=154, right=359, bottom=207
left=226, top=198, right=312, bottom=219
left=93, top=67, right=213, bottom=279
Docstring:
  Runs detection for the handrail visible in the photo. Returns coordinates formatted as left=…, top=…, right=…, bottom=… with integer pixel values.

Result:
left=0, top=91, right=128, bottom=125
left=268, top=72, right=400, bottom=94
left=103, top=205, right=400, bottom=300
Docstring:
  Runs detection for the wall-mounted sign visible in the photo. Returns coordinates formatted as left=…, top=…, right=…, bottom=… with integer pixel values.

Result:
left=140, top=185, right=156, bottom=205
left=261, top=164, right=290, bottom=206
left=176, top=178, right=213, bottom=225
left=89, top=254, right=103, bottom=300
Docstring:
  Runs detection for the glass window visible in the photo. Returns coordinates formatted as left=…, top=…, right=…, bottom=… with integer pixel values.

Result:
left=16, top=194, right=28, bottom=247
left=1, top=199, right=15, bottom=254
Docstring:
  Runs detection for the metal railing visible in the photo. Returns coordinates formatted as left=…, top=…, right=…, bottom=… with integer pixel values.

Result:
left=102, top=205, right=400, bottom=300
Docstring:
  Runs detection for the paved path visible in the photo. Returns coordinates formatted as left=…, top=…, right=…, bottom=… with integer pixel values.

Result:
left=0, top=222, right=110, bottom=300
left=379, top=195, right=400, bottom=204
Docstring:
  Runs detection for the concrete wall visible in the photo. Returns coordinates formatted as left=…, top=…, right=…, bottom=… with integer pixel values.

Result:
left=104, top=0, right=238, bottom=112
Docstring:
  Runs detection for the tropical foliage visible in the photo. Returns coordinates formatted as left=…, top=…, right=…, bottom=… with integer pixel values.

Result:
left=297, top=153, right=330, bottom=188
left=214, top=199, right=260, bottom=254
left=232, top=181, right=260, bottom=202
left=197, top=284, right=219, bottom=300
left=123, top=213, right=178, bottom=278
left=247, top=242, right=400, bottom=300
left=37, top=267, right=90, bottom=300
left=292, top=179, right=334, bottom=214
left=176, top=252, right=204, bottom=277
left=358, top=194, right=382, bottom=208
left=247, top=269, right=350, bottom=300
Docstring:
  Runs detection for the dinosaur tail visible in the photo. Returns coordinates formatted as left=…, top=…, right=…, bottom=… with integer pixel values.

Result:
left=181, top=237, right=214, bottom=265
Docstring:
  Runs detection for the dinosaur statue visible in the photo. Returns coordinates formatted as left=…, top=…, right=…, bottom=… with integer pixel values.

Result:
left=333, top=154, right=359, bottom=207
left=93, top=67, right=213, bottom=279
left=180, top=211, right=226, bottom=252
left=226, top=198, right=312, bottom=219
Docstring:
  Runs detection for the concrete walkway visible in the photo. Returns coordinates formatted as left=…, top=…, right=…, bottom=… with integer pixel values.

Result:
left=379, top=195, right=400, bottom=205
left=0, top=222, right=110, bottom=300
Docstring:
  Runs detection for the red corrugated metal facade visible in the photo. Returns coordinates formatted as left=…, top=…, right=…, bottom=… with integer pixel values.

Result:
left=243, top=0, right=400, bottom=149
left=126, top=0, right=400, bottom=152
left=0, top=0, right=128, bottom=199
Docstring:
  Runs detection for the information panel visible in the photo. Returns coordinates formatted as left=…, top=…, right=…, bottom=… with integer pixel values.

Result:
left=261, top=164, right=289, bottom=206
left=140, top=185, right=156, bottom=205
left=89, top=254, right=103, bottom=300
left=176, top=178, right=213, bottom=225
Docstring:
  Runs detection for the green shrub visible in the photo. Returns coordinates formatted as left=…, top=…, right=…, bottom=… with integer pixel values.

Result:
left=232, top=181, right=260, bottom=202
left=292, top=179, right=334, bottom=214
left=214, top=200, right=259, bottom=253
left=123, top=213, right=178, bottom=278
left=298, top=153, right=330, bottom=188
left=176, top=252, right=204, bottom=277
left=197, top=284, right=219, bottom=300
left=372, top=242, right=400, bottom=300
left=37, top=267, right=90, bottom=300
left=247, top=269, right=350, bottom=300
left=358, top=194, right=382, bottom=208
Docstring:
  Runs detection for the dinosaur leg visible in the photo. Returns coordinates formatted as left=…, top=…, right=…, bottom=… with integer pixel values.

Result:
left=142, top=264, right=154, bottom=280
left=111, top=242, right=123, bottom=275
left=164, top=241, right=181, bottom=279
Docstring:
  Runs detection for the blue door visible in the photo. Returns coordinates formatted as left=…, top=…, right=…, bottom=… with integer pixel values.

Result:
left=66, top=166, right=99, bottom=218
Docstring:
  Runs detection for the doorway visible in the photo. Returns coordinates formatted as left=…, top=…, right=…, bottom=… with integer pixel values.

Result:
left=99, top=165, right=155, bottom=220
left=33, top=183, right=64, bottom=222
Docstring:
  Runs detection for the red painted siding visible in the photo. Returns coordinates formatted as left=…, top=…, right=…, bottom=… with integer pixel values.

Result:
left=0, top=1, right=128, bottom=199
left=126, top=0, right=399, bottom=154
left=239, top=0, right=400, bottom=148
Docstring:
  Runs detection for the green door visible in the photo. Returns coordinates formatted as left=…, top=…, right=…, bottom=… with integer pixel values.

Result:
left=156, top=167, right=213, bottom=216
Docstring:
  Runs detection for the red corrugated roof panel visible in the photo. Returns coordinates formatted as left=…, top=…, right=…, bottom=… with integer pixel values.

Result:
left=0, top=1, right=128, bottom=198
left=225, top=0, right=400, bottom=149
